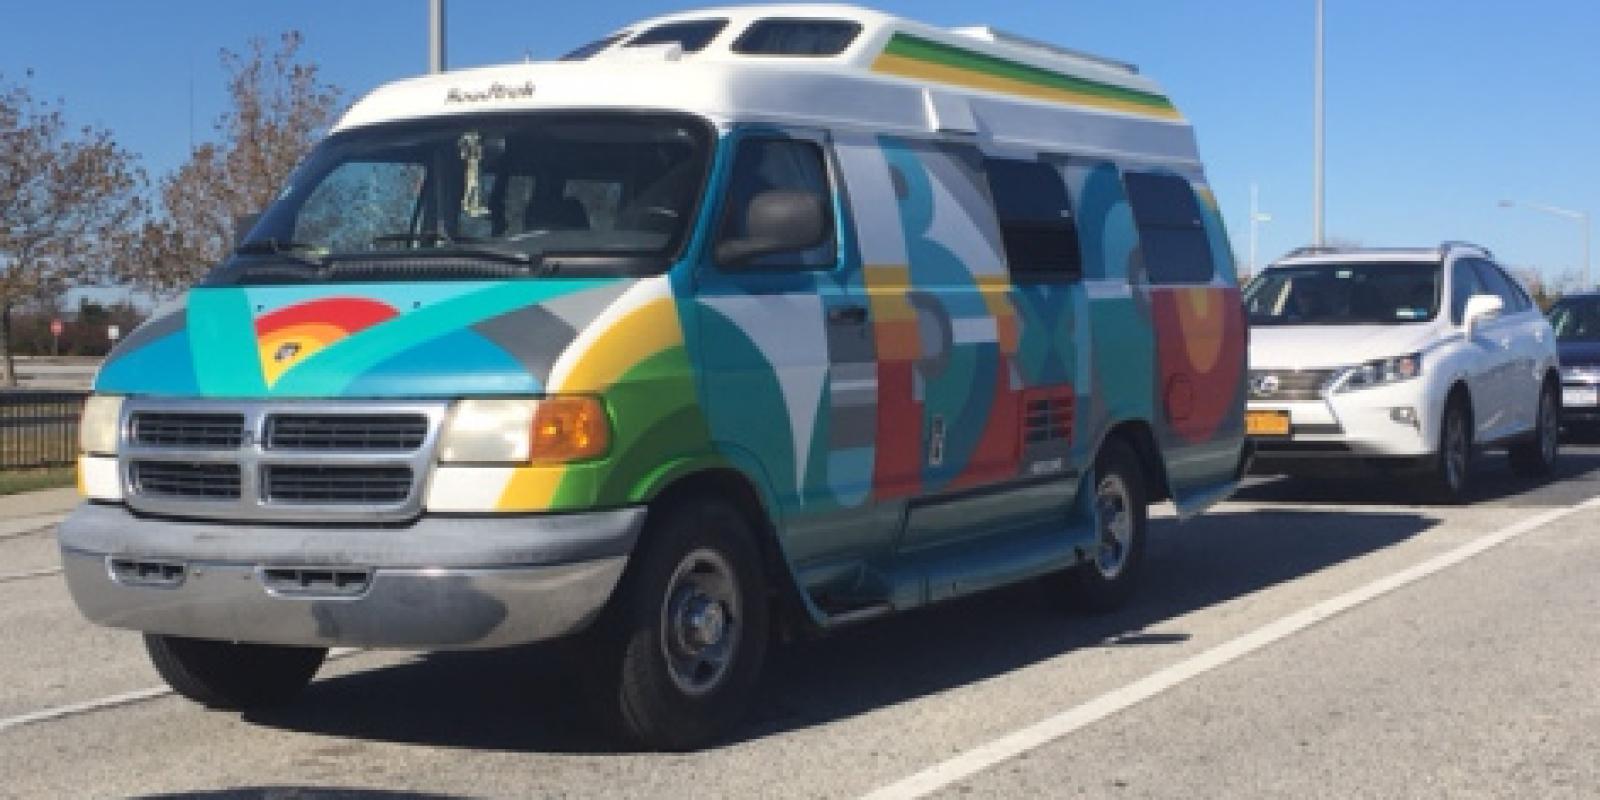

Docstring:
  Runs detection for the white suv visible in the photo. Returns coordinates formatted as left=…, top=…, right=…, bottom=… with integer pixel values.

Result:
left=1243, top=242, right=1560, bottom=500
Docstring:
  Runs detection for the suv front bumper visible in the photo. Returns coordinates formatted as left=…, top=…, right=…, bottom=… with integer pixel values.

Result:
left=58, top=503, right=646, bottom=650
left=1249, top=380, right=1438, bottom=464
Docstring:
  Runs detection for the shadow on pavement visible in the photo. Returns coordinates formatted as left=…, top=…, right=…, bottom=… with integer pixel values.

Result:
left=137, top=790, right=467, bottom=800
left=246, top=507, right=1432, bottom=754
left=1238, top=447, right=1600, bottom=506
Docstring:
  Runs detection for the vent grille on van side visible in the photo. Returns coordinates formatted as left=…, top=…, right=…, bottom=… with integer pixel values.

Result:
left=1024, top=391, right=1074, bottom=444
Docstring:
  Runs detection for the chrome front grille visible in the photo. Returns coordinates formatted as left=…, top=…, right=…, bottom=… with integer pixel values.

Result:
left=118, top=399, right=447, bottom=523
left=265, top=465, right=414, bottom=504
left=1249, top=369, right=1339, bottom=402
left=131, top=412, right=246, bottom=449
left=266, top=414, right=428, bottom=451
left=132, top=461, right=242, bottom=500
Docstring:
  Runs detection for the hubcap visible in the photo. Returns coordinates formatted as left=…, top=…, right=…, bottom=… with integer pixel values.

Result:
left=1093, top=473, right=1134, bottom=579
left=660, top=548, right=741, bottom=697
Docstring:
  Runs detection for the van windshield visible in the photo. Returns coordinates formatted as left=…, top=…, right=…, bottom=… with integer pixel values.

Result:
left=1245, top=262, right=1441, bottom=326
left=208, top=112, right=712, bottom=284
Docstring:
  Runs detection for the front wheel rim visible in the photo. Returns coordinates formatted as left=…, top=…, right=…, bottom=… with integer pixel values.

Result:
left=659, top=548, right=742, bottom=697
left=1093, top=473, right=1135, bottom=579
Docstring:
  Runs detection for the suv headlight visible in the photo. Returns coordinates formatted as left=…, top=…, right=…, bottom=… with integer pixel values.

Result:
left=439, top=396, right=610, bottom=465
left=1334, top=353, right=1423, bottom=393
left=78, top=395, right=124, bottom=455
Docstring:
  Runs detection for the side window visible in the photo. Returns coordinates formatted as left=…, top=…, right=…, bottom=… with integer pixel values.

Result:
left=1450, top=259, right=1487, bottom=325
left=714, top=138, right=835, bottom=270
left=1471, top=260, right=1531, bottom=312
left=626, top=19, right=728, bottom=53
left=1123, top=172, right=1215, bottom=284
left=732, top=20, right=862, bottom=56
left=983, top=158, right=1082, bottom=282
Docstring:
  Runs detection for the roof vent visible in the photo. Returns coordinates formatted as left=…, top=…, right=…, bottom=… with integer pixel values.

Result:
left=949, top=26, right=1138, bottom=74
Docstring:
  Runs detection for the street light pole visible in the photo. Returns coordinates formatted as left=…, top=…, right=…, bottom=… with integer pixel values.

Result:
left=1250, top=183, right=1274, bottom=276
left=1499, top=199, right=1591, bottom=291
left=429, top=0, right=447, bottom=73
left=1313, top=0, right=1325, bottom=246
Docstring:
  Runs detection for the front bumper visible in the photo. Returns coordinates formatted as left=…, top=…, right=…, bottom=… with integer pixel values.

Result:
left=1249, top=380, right=1436, bottom=463
left=1561, top=379, right=1600, bottom=424
left=58, top=503, right=646, bottom=650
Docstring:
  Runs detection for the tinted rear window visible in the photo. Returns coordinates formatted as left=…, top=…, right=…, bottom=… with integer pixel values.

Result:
left=733, top=20, right=862, bottom=56
left=627, top=19, right=729, bottom=53
left=1123, top=172, right=1215, bottom=284
left=984, top=158, right=1081, bottom=281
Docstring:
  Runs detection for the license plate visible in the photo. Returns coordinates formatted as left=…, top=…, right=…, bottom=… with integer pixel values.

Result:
left=1246, top=410, right=1291, bottom=437
left=1564, top=387, right=1599, bottom=408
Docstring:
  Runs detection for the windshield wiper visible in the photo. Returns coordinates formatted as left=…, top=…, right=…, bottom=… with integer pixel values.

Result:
left=234, top=238, right=327, bottom=267
left=370, top=233, right=533, bottom=266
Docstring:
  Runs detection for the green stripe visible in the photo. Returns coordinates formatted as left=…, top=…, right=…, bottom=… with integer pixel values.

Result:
left=881, top=33, right=1176, bottom=113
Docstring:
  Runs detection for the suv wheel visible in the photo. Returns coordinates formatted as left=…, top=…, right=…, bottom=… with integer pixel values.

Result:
left=581, top=497, right=769, bottom=751
left=1509, top=381, right=1560, bottom=477
left=1425, top=394, right=1474, bottom=503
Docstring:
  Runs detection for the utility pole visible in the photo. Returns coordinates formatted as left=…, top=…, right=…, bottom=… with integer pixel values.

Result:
left=1500, top=200, right=1591, bottom=291
left=1313, top=0, right=1325, bottom=245
left=429, top=0, right=447, bottom=73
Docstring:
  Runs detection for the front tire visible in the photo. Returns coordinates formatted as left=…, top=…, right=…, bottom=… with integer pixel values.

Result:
left=1509, top=381, right=1560, bottom=477
left=581, top=498, right=770, bottom=751
left=1063, top=439, right=1149, bottom=613
left=1424, top=394, right=1474, bottom=503
left=144, top=634, right=325, bottom=709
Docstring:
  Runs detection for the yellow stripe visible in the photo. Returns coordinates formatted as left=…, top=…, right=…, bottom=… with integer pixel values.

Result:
left=872, top=53, right=1185, bottom=122
left=549, top=297, right=682, bottom=393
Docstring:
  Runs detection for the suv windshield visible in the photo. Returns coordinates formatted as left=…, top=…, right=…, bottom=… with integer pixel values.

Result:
left=1245, top=262, right=1441, bottom=326
left=209, top=112, right=712, bottom=284
left=1549, top=296, right=1600, bottom=342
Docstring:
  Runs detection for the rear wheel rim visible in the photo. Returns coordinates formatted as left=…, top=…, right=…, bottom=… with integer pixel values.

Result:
left=1540, top=389, right=1558, bottom=463
left=659, top=548, right=741, bottom=697
left=1093, top=473, right=1134, bottom=580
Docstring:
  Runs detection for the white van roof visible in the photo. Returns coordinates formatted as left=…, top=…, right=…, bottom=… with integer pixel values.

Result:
left=336, top=4, right=1199, bottom=166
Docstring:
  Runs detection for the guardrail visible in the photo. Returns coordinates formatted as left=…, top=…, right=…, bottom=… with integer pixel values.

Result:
left=0, top=390, right=85, bottom=470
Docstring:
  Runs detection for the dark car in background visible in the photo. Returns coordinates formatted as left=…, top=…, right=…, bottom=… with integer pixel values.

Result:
left=1549, top=293, right=1600, bottom=429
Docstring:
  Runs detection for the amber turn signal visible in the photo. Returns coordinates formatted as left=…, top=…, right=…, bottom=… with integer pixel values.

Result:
left=529, top=396, right=610, bottom=464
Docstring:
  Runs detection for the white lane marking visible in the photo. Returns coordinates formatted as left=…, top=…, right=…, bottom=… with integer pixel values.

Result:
left=0, top=567, right=63, bottom=583
left=863, top=495, right=1600, bottom=800
left=0, top=513, right=67, bottom=542
left=0, top=647, right=363, bottom=735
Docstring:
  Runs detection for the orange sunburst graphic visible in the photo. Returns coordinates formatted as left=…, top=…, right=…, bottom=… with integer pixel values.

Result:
left=1175, top=288, right=1226, bottom=373
left=254, top=297, right=398, bottom=385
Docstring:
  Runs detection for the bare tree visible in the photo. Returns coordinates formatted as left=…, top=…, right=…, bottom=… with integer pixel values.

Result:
left=128, top=32, right=341, bottom=295
left=0, top=71, right=145, bottom=385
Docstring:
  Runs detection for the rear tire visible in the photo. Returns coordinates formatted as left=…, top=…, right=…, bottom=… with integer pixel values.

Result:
left=1063, top=439, right=1149, bottom=613
left=144, top=634, right=325, bottom=709
left=1509, top=381, right=1560, bottom=478
left=1424, top=393, right=1474, bottom=503
left=580, top=498, right=770, bottom=751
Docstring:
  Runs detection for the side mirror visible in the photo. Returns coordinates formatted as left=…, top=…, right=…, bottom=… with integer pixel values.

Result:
left=232, top=213, right=262, bottom=248
left=1463, top=293, right=1505, bottom=335
left=716, top=190, right=827, bottom=267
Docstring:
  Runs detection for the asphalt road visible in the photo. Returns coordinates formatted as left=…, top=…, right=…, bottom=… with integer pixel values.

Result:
left=3, top=444, right=1600, bottom=799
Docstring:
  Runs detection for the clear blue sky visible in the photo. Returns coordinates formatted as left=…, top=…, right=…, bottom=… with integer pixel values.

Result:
left=4, top=0, right=1597, bottom=286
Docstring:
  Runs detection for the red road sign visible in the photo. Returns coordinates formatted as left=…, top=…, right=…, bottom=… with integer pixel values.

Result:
left=50, top=318, right=63, bottom=337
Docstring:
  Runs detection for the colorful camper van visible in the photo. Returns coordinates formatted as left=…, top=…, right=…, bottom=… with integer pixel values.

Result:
left=62, top=5, right=1248, bottom=748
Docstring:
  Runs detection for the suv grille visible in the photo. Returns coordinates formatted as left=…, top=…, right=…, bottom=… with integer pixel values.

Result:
left=265, top=465, right=414, bottom=504
left=1250, top=369, right=1339, bottom=401
left=132, top=461, right=242, bottom=500
left=267, top=414, right=428, bottom=451
left=131, top=413, right=245, bottom=449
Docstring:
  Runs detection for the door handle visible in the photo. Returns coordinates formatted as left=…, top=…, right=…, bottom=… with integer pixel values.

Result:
left=828, top=304, right=869, bottom=325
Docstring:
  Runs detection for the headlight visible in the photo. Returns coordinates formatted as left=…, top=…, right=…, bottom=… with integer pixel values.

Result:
left=440, top=396, right=609, bottom=465
left=78, top=395, right=124, bottom=455
left=1334, top=353, right=1423, bottom=393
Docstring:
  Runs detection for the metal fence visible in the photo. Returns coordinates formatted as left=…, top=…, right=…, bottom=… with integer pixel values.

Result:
left=0, top=390, right=85, bottom=470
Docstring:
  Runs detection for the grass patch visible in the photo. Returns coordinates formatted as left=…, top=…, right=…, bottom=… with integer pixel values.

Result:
left=0, top=468, right=75, bottom=496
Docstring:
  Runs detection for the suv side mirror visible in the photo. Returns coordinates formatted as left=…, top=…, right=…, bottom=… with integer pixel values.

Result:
left=1463, top=293, right=1505, bottom=335
left=716, top=190, right=827, bottom=267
